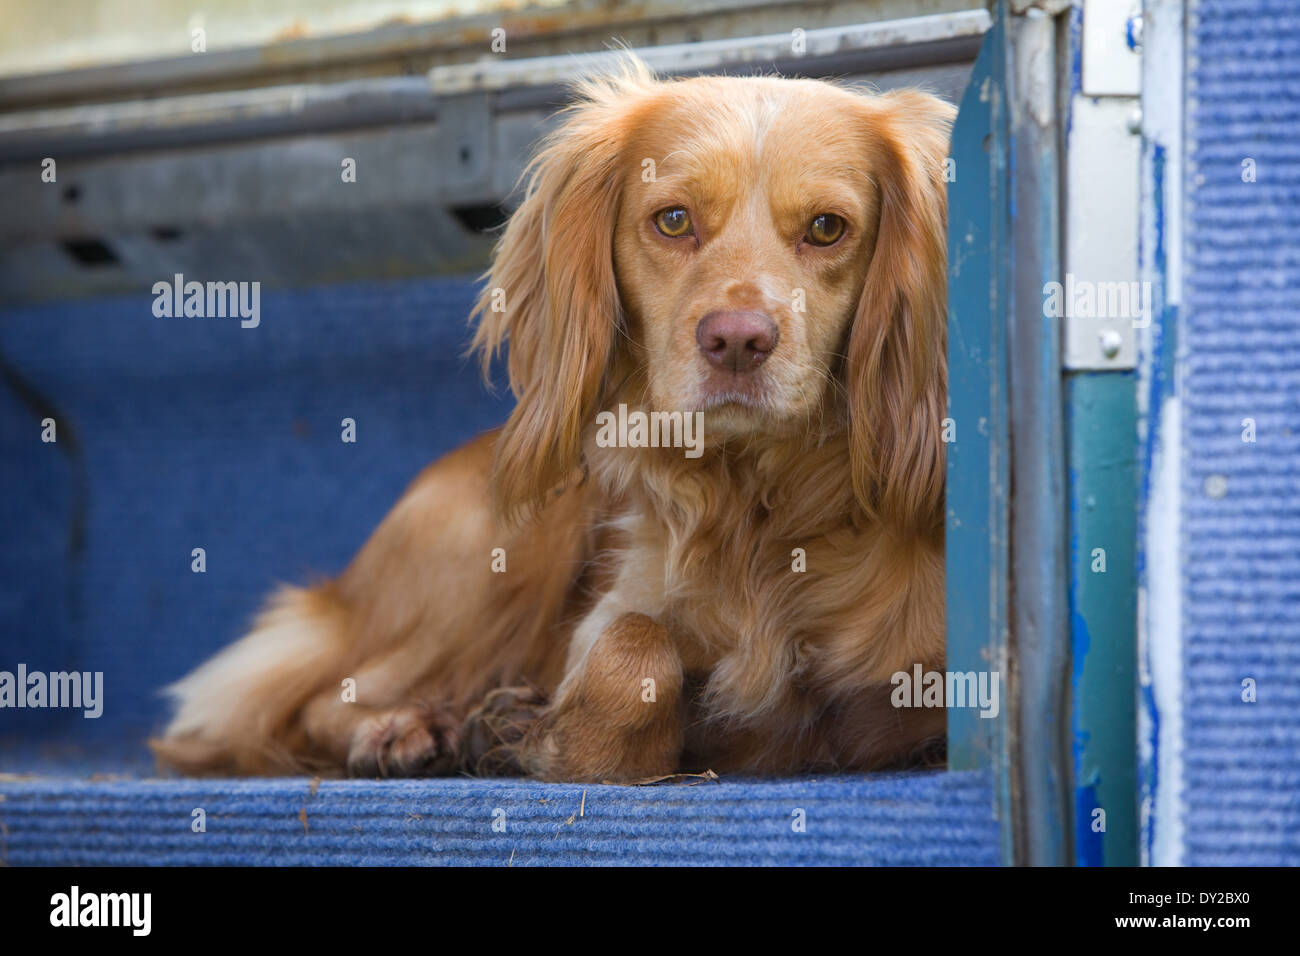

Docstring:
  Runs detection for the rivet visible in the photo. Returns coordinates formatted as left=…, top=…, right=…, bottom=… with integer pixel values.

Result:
left=1100, top=329, right=1124, bottom=358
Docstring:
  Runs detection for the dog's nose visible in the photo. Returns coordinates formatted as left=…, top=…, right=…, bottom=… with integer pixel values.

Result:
left=695, top=311, right=779, bottom=373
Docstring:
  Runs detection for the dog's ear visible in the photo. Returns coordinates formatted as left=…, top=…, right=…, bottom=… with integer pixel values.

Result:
left=471, top=62, right=653, bottom=523
left=846, top=90, right=955, bottom=534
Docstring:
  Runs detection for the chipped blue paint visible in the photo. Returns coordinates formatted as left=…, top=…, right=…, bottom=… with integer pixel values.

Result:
left=1125, top=14, right=1141, bottom=51
left=1135, top=151, right=1167, bottom=862
left=1075, top=780, right=1105, bottom=866
left=1138, top=680, right=1159, bottom=861
left=1068, top=3, right=1083, bottom=101
left=1138, top=140, right=1180, bottom=865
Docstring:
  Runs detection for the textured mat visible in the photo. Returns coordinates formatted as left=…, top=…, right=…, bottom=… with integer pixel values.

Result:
left=0, top=770, right=999, bottom=866
left=1180, top=0, right=1300, bottom=865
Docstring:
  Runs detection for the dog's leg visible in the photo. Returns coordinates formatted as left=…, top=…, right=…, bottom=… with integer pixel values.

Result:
left=299, top=693, right=461, bottom=778
left=518, top=612, right=684, bottom=782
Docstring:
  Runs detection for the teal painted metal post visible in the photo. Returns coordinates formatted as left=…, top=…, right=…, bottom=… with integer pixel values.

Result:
left=1058, top=0, right=1142, bottom=868
left=1067, top=373, right=1139, bottom=866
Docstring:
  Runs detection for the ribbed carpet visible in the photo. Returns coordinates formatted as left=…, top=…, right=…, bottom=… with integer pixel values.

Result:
left=1181, top=0, right=1300, bottom=864
left=0, top=771, right=999, bottom=866
left=0, top=275, right=999, bottom=865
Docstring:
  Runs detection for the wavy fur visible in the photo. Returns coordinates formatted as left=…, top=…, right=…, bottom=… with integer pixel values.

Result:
left=153, top=59, right=955, bottom=781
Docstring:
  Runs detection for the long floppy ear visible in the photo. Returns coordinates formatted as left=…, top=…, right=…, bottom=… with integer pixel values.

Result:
left=846, top=89, right=956, bottom=535
left=470, top=60, right=654, bottom=523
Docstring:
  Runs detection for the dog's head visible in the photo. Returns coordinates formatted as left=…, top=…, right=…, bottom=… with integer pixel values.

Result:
left=473, top=61, right=954, bottom=532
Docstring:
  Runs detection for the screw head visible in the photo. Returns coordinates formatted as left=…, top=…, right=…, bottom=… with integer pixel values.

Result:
left=1100, top=329, right=1124, bottom=359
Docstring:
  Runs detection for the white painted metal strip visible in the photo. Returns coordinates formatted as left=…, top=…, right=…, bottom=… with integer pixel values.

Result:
left=428, top=10, right=993, bottom=94
left=1083, top=0, right=1142, bottom=96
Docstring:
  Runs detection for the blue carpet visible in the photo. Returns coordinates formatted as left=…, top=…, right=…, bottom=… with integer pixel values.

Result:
left=0, top=274, right=999, bottom=865
left=1181, top=1, right=1300, bottom=864
left=0, top=771, right=999, bottom=866
left=0, top=276, right=512, bottom=755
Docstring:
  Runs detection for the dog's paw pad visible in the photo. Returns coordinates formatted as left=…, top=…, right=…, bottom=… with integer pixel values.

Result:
left=460, top=685, right=548, bottom=776
left=347, top=704, right=459, bottom=778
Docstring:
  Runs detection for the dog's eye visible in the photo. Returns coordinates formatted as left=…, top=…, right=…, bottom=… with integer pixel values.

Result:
left=654, top=207, right=694, bottom=238
left=806, top=213, right=846, bottom=246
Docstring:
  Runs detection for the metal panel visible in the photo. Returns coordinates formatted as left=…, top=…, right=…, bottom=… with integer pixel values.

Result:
left=0, top=0, right=988, bottom=108
left=1061, top=0, right=1141, bottom=868
left=0, top=77, right=443, bottom=163
left=0, top=16, right=983, bottom=307
left=1066, top=373, right=1139, bottom=866
left=948, top=0, right=1081, bottom=867
left=1061, top=97, right=1141, bottom=371
left=1081, top=0, right=1142, bottom=96
left=0, top=12, right=991, bottom=164
left=429, top=11, right=992, bottom=93
left=945, top=8, right=1014, bottom=864
left=1005, top=4, right=1072, bottom=867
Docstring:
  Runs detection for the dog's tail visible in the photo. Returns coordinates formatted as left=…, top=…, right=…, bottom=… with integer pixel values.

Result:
left=150, top=584, right=345, bottom=776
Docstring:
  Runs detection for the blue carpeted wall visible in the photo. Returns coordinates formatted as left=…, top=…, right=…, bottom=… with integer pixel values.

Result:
left=0, top=275, right=999, bottom=865
left=1178, top=1, right=1300, bottom=864
left=1, top=278, right=511, bottom=765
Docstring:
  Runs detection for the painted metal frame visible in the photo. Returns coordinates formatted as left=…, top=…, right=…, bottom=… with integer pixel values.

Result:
left=1006, top=5, right=1074, bottom=867
left=0, top=12, right=992, bottom=163
left=947, top=0, right=1142, bottom=866
left=1062, top=0, right=1143, bottom=867
left=0, top=0, right=985, bottom=108
left=945, top=4, right=1015, bottom=864
left=946, top=0, right=1072, bottom=867
left=0, top=12, right=986, bottom=308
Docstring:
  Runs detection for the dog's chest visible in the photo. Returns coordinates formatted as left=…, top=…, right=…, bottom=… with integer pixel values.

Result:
left=648, top=519, right=861, bottom=676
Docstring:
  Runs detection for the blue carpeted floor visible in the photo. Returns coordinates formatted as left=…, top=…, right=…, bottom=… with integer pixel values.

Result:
left=0, top=771, right=999, bottom=866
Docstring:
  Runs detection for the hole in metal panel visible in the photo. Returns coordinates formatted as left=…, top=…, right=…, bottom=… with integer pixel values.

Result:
left=449, top=203, right=509, bottom=234
left=61, top=237, right=120, bottom=267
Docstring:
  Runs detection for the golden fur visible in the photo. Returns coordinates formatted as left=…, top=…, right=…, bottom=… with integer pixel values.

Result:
left=152, top=61, right=956, bottom=782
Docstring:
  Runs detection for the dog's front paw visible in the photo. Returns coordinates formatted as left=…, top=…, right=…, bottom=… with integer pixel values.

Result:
left=460, top=685, right=548, bottom=777
left=346, top=703, right=460, bottom=778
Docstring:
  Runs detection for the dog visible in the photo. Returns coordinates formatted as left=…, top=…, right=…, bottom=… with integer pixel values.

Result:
left=151, top=60, right=956, bottom=782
